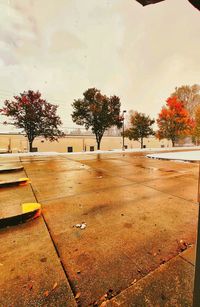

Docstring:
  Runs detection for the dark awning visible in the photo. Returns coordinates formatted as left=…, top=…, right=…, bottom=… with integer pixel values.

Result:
left=135, top=0, right=200, bottom=10
left=136, top=0, right=164, bottom=5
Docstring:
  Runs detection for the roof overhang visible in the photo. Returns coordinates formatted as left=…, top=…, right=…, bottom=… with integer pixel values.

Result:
left=135, top=0, right=200, bottom=10
left=136, top=0, right=164, bottom=5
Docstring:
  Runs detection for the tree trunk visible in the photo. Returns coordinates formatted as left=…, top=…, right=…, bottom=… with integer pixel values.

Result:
left=96, top=134, right=102, bottom=150
left=29, top=140, right=33, bottom=152
left=171, top=139, right=175, bottom=147
left=97, top=141, right=101, bottom=150
left=141, top=138, right=143, bottom=149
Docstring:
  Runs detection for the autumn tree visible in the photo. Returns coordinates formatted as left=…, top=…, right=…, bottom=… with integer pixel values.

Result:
left=192, top=106, right=200, bottom=145
left=125, top=109, right=137, bottom=129
left=71, top=88, right=122, bottom=150
left=171, top=84, right=200, bottom=118
left=0, top=90, right=63, bottom=152
left=124, top=112, right=155, bottom=149
left=157, top=96, right=194, bottom=147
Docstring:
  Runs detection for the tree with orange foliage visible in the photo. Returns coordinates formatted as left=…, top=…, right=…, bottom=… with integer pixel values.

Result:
left=193, top=106, right=200, bottom=145
left=157, top=97, right=194, bottom=147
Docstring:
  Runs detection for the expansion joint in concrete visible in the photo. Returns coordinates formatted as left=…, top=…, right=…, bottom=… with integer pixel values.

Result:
left=20, top=158, right=78, bottom=304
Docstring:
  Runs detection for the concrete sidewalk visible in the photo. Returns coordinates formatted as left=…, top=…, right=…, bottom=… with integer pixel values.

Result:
left=0, top=157, right=76, bottom=307
left=102, top=246, right=195, bottom=306
left=0, top=151, right=198, bottom=306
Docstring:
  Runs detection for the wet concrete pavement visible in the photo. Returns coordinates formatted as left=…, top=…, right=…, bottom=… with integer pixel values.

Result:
left=0, top=218, right=76, bottom=307
left=103, top=246, right=195, bottom=307
left=0, top=151, right=199, bottom=306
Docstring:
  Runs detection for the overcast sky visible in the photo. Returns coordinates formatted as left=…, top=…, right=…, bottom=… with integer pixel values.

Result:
left=0, top=0, right=199, bottom=131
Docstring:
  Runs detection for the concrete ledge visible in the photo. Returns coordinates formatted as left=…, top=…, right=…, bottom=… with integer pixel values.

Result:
left=0, top=165, right=24, bottom=173
left=0, top=146, right=200, bottom=158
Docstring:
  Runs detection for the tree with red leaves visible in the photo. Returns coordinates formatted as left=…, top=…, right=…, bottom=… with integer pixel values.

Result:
left=72, top=88, right=122, bottom=150
left=157, top=96, right=194, bottom=147
left=0, top=90, right=63, bottom=152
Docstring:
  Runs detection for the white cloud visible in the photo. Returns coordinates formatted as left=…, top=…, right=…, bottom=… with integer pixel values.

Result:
left=0, top=0, right=199, bottom=132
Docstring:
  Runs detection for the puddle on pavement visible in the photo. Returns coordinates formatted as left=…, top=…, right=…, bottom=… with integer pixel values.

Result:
left=135, top=164, right=159, bottom=171
left=135, top=164, right=189, bottom=174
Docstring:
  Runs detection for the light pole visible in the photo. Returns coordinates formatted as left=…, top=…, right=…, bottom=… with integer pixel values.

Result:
left=122, top=110, right=126, bottom=151
left=82, top=137, right=85, bottom=152
left=193, top=160, right=200, bottom=307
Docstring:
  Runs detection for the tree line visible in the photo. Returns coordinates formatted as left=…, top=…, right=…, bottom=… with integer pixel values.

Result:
left=0, top=85, right=199, bottom=151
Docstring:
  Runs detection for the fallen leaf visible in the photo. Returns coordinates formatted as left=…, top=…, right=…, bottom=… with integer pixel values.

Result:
left=75, top=292, right=81, bottom=299
left=52, top=282, right=58, bottom=290
left=160, top=259, right=166, bottom=264
left=44, top=290, right=49, bottom=297
left=100, top=302, right=107, bottom=307
left=131, top=279, right=137, bottom=285
left=28, top=283, right=33, bottom=290
left=106, top=289, right=114, bottom=299
left=99, top=294, right=106, bottom=302
left=40, top=257, right=47, bottom=263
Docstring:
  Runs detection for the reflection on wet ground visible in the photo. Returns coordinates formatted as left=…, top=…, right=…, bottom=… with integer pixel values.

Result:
left=0, top=151, right=199, bottom=306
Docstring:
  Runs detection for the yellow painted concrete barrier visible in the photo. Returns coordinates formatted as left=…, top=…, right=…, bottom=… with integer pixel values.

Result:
left=0, top=203, right=41, bottom=229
